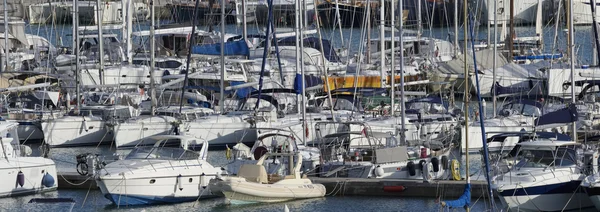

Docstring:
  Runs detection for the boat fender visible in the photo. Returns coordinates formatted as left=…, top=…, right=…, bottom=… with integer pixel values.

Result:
left=407, top=161, right=416, bottom=176
left=177, top=174, right=183, bottom=191
left=423, top=162, right=433, bottom=182
left=441, top=156, right=449, bottom=170
left=450, top=159, right=461, bottom=181
left=374, top=165, right=384, bottom=177
left=431, top=157, right=440, bottom=172
left=42, top=173, right=55, bottom=188
left=418, top=160, right=426, bottom=171
left=201, top=173, right=207, bottom=189
left=16, top=171, right=24, bottom=188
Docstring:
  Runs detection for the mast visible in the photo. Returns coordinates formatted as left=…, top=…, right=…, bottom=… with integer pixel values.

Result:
left=220, top=0, right=225, bottom=113
left=568, top=0, right=576, bottom=139
left=97, top=0, right=105, bottom=85
left=126, top=0, right=133, bottom=64
left=179, top=0, right=200, bottom=114
left=463, top=0, right=470, bottom=210
left=297, top=0, right=306, bottom=145
left=150, top=0, right=156, bottom=116
left=468, top=8, right=496, bottom=210
left=334, top=0, right=344, bottom=46
left=453, top=0, right=458, bottom=56
left=590, top=0, right=600, bottom=65
left=366, top=5, right=371, bottom=64
left=492, top=0, right=498, bottom=117
left=396, top=0, right=405, bottom=141
left=2, top=0, right=7, bottom=71
left=379, top=0, right=385, bottom=87
left=535, top=0, right=543, bottom=49
left=508, top=0, right=514, bottom=61
left=314, top=0, right=336, bottom=120
left=74, top=0, right=81, bottom=115
left=242, top=0, right=247, bottom=40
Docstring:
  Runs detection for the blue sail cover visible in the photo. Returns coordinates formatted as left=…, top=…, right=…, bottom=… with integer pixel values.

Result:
left=294, top=74, right=323, bottom=94
left=442, top=183, right=471, bottom=208
left=534, top=104, right=578, bottom=129
left=191, top=40, right=250, bottom=57
left=277, top=37, right=340, bottom=62
left=492, top=81, right=543, bottom=96
left=405, top=96, right=449, bottom=114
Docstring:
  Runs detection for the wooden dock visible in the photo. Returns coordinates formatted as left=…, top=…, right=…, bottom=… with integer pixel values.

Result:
left=57, top=171, right=494, bottom=199
left=310, top=178, right=495, bottom=199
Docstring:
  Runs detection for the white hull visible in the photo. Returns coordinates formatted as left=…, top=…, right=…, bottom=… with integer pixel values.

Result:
left=80, top=67, right=162, bottom=88
left=500, top=193, right=592, bottom=212
left=0, top=158, right=57, bottom=197
left=114, top=116, right=178, bottom=148
left=42, top=117, right=112, bottom=147
left=97, top=159, right=221, bottom=206
left=183, top=117, right=256, bottom=146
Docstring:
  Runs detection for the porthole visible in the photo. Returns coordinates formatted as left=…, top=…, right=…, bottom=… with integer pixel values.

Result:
left=189, top=178, right=193, bottom=183
left=150, top=179, right=156, bottom=184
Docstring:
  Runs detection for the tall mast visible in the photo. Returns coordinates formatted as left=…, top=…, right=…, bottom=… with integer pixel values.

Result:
left=150, top=0, right=156, bottom=116
left=3, top=0, right=8, bottom=71
left=242, top=0, right=247, bottom=40
left=397, top=0, right=405, bottom=142
left=179, top=0, right=200, bottom=114
left=590, top=0, right=600, bottom=65
left=220, top=0, right=225, bottom=113
left=366, top=6, right=371, bottom=64
left=453, top=0, right=458, bottom=56
left=126, top=0, right=133, bottom=64
left=296, top=0, right=306, bottom=145
left=463, top=0, right=470, bottom=209
left=508, top=0, right=514, bottom=61
left=379, top=0, right=385, bottom=87
left=74, top=0, right=81, bottom=114
left=568, top=0, right=576, bottom=139
left=97, top=0, right=105, bottom=85
left=492, top=0, right=498, bottom=117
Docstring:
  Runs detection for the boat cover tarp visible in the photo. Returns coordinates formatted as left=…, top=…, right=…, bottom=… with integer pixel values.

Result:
left=492, top=80, right=544, bottom=96
left=294, top=74, right=323, bottom=94
left=191, top=40, right=250, bottom=56
left=277, top=37, right=340, bottom=62
left=534, top=104, right=578, bottom=128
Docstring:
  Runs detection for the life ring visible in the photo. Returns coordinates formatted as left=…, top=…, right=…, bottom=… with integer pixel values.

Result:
left=450, top=159, right=461, bottom=181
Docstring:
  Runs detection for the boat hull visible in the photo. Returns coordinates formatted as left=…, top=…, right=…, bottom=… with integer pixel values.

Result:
left=113, top=116, right=178, bottom=148
left=497, top=181, right=593, bottom=212
left=97, top=171, right=218, bottom=206
left=209, top=177, right=325, bottom=204
left=42, top=117, right=113, bottom=147
left=583, top=187, right=600, bottom=210
left=0, top=158, right=57, bottom=198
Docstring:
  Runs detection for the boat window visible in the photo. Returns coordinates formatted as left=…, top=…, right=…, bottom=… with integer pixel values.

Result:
left=515, top=150, right=556, bottom=169
left=322, top=98, right=362, bottom=111
left=156, top=60, right=182, bottom=69
left=125, top=147, right=199, bottom=160
left=555, top=146, right=577, bottom=166
left=522, top=104, right=541, bottom=117
left=132, top=60, right=149, bottom=66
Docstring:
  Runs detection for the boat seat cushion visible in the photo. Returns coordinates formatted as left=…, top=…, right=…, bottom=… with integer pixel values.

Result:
left=238, top=164, right=268, bottom=184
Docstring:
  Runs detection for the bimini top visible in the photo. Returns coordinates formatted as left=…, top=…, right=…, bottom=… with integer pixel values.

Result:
left=517, top=140, right=579, bottom=151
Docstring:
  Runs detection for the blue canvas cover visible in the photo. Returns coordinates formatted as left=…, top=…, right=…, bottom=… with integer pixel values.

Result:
left=191, top=40, right=250, bottom=57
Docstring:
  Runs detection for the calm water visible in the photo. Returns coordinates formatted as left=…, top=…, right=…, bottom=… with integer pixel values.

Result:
left=3, top=21, right=590, bottom=211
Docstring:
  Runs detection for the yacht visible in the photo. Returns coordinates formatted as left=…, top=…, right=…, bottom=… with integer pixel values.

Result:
left=0, top=122, right=57, bottom=197
left=96, top=135, right=222, bottom=206
left=492, top=140, right=593, bottom=211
